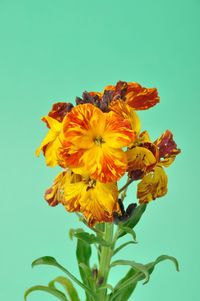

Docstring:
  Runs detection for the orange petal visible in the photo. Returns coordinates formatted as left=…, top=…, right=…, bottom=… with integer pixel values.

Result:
left=109, top=100, right=140, bottom=135
left=104, top=111, right=135, bottom=149
left=125, top=82, right=160, bottom=110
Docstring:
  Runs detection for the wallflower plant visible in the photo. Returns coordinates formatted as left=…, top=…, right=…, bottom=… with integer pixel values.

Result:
left=25, top=81, right=181, bottom=301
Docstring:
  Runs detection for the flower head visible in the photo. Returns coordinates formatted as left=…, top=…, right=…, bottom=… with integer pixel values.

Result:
left=45, top=168, right=121, bottom=226
left=60, top=103, right=135, bottom=183
left=127, top=130, right=180, bottom=203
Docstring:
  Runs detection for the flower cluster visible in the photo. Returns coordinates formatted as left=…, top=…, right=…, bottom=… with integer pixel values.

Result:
left=36, top=81, right=180, bottom=226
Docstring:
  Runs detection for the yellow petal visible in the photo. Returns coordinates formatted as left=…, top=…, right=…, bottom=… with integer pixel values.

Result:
left=126, top=146, right=157, bottom=173
left=137, top=165, right=168, bottom=203
left=35, top=116, right=63, bottom=167
left=109, top=100, right=140, bottom=135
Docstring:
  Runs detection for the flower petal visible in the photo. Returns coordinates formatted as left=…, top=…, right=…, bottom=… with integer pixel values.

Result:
left=63, top=103, right=106, bottom=148
left=154, top=130, right=181, bottom=167
left=126, top=146, right=157, bottom=174
left=109, top=100, right=140, bottom=135
left=35, top=116, right=63, bottom=167
left=103, top=111, right=135, bottom=149
left=80, top=181, right=119, bottom=226
left=81, top=145, right=127, bottom=183
left=137, top=165, right=168, bottom=203
left=125, top=82, right=160, bottom=110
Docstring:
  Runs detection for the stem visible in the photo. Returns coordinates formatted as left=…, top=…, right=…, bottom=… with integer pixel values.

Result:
left=118, top=178, right=134, bottom=194
left=97, top=223, right=114, bottom=300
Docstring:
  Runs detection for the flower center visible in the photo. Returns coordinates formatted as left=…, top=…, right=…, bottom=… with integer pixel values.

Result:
left=94, top=136, right=105, bottom=146
left=86, top=178, right=97, bottom=191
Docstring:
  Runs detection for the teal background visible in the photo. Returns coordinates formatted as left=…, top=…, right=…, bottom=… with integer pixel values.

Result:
left=0, top=0, right=199, bottom=300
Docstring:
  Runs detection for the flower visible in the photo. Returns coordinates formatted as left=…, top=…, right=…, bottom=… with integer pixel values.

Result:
left=35, top=115, right=63, bottom=167
left=45, top=168, right=120, bottom=226
left=36, top=102, right=73, bottom=167
left=60, top=103, right=135, bottom=183
left=137, top=165, right=168, bottom=203
left=75, top=80, right=159, bottom=112
left=126, top=130, right=180, bottom=203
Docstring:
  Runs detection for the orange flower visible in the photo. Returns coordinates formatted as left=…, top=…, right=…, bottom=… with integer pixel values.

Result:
left=126, top=130, right=180, bottom=203
left=45, top=168, right=120, bottom=226
left=60, top=103, right=135, bottom=183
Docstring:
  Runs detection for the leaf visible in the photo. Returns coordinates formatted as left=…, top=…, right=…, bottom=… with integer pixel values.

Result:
left=108, top=269, right=137, bottom=301
left=76, top=237, right=92, bottom=301
left=24, top=285, right=68, bottom=301
left=69, top=228, right=84, bottom=240
left=78, top=263, right=94, bottom=288
left=118, top=226, right=137, bottom=241
left=113, top=241, right=136, bottom=256
left=152, top=254, right=179, bottom=272
left=110, top=260, right=150, bottom=284
left=97, top=284, right=114, bottom=292
left=31, top=256, right=97, bottom=301
left=75, top=231, right=111, bottom=247
left=109, top=254, right=179, bottom=301
left=49, top=276, right=81, bottom=301
left=118, top=204, right=147, bottom=238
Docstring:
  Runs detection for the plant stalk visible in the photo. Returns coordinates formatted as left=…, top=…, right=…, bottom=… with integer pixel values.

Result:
left=97, top=222, right=114, bottom=300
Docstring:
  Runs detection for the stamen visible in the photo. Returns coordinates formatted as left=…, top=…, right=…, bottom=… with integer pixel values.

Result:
left=94, top=136, right=105, bottom=146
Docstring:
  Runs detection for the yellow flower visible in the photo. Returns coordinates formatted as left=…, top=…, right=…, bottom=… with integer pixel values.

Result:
left=126, top=130, right=180, bottom=203
left=35, top=116, right=64, bottom=167
left=60, top=103, right=135, bottom=183
left=45, top=168, right=120, bottom=226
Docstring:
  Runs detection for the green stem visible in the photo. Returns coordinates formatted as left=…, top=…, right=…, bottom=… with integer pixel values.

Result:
left=118, top=178, right=134, bottom=194
left=97, top=223, right=114, bottom=300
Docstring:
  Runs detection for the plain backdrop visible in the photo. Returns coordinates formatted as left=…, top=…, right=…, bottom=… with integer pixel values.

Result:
left=0, top=0, right=199, bottom=300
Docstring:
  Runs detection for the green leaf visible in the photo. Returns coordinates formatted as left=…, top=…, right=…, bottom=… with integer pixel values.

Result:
left=110, top=260, right=149, bottom=284
left=151, top=254, right=180, bottom=273
left=109, top=254, right=179, bottom=301
left=24, top=285, right=68, bottom=301
left=69, top=228, right=83, bottom=240
left=118, top=226, right=137, bottom=241
left=108, top=269, right=137, bottom=301
left=118, top=204, right=147, bottom=238
left=113, top=241, right=136, bottom=256
left=31, top=256, right=97, bottom=301
left=75, top=231, right=111, bottom=247
left=49, top=276, right=81, bottom=301
left=97, top=284, right=114, bottom=292
left=32, top=256, right=58, bottom=268
left=76, top=236, right=92, bottom=301
left=79, top=263, right=94, bottom=288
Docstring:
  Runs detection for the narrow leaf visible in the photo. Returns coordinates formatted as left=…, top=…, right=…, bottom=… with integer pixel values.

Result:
left=31, top=256, right=96, bottom=300
left=118, top=226, right=137, bottom=241
left=110, top=260, right=149, bottom=284
left=113, top=241, right=136, bottom=256
left=49, top=276, right=81, bottom=301
left=75, top=232, right=111, bottom=247
left=24, top=285, right=68, bottom=301
left=108, top=268, right=137, bottom=301
left=118, top=204, right=147, bottom=238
